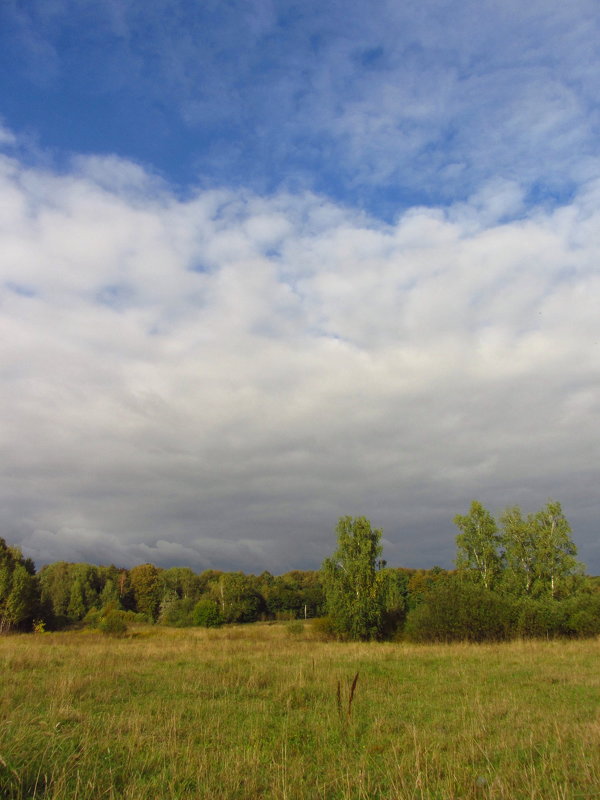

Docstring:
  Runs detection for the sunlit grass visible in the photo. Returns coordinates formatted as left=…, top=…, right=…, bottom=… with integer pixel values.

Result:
left=1, top=624, right=599, bottom=798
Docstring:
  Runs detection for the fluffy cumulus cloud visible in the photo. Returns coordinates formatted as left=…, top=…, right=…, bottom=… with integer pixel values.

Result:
left=1, top=140, right=599, bottom=572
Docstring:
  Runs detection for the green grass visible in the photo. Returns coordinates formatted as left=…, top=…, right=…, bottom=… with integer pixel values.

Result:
left=1, top=624, right=599, bottom=799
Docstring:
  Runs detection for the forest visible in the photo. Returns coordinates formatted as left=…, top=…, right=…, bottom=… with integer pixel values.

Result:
left=1, top=499, right=599, bottom=641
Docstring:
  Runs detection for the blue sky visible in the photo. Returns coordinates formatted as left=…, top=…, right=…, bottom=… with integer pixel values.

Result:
left=1, top=0, right=599, bottom=572
left=3, top=0, right=599, bottom=215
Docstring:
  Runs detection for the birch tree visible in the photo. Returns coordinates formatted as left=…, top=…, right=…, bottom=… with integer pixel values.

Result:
left=501, top=500, right=582, bottom=598
left=321, top=516, right=387, bottom=640
left=454, top=501, right=503, bottom=590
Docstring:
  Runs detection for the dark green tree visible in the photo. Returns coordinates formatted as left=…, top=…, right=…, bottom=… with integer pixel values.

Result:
left=129, top=563, right=162, bottom=621
left=38, top=561, right=72, bottom=622
left=321, top=516, right=387, bottom=640
left=210, top=572, right=265, bottom=623
left=160, top=567, right=202, bottom=600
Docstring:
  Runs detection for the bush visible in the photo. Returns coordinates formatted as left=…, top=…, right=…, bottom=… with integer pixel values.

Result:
left=82, top=608, right=102, bottom=628
left=565, top=594, right=600, bottom=638
left=404, top=578, right=513, bottom=643
left=514, top=598, right=566, bottom=638
left=568, top=610, right=600, bottom=638
left=193, top=597, right=223, bottom=628
left=512, top=595, right=600, bottom=639
left=404, top=584, right=600, bottom=643
left=380, top=606, right=407, bottom=640
left=99, top=609, right=128, bottom=636
left=160, top=597, right=196, bottom=627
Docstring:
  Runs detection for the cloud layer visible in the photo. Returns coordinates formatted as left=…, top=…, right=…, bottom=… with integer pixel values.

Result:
left=1, top=144, right=598, bottom=572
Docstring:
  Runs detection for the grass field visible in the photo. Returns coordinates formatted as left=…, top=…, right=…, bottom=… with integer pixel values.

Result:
left=1, top=623, right=599, bottom=799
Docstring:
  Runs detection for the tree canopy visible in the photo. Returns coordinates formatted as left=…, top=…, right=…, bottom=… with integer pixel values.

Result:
left=321, top=516, right=388, bottom=640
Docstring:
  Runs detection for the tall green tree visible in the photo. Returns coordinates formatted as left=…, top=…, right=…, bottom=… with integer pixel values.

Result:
left=500, top=505, right=536, bottom=596
left=502, top=501, right=581, bottom=598
left=129, top=564, right=162, bottom=621
left=210, top=572, right=265, bottom=623
left=321, top=516, right=387, bottom=640
left=454, top=501, right=503, bottom=590
left=530, top=500, right=582, bottom=597
left=38, top=561, right=72, bottom=621
left=0, top=539, right=39, bottom=633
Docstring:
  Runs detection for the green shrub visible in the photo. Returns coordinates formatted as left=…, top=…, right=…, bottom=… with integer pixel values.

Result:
left=515, top=598, right=567, bottom=638
left=404, top=578, right=513, bottom=643
left=193, top=597, right=223, bottom=628
left=98, top=609, right=128, bottom=636
left=160, top=597, right=196, bottom=627
left=82, top=608, right=101, bottom=628
left=565, top=594, right=600, bottom=637
left=568, top=610, right=600, bottom=637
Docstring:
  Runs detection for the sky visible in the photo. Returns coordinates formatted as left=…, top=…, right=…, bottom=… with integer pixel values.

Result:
left=0, top=0, right=599, bottom=574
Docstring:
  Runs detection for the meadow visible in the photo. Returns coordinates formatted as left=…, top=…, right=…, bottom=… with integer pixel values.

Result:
left=1, top=623, right=599, bottom=799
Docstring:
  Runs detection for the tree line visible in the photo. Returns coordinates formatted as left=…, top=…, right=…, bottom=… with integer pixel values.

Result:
left=1, top=498, right=599, bottom=639
left=322, top=501, right=600, bottom=641
left=0, top=549, right=329, bottom=633
left=0, top=536, right=446, bottom=635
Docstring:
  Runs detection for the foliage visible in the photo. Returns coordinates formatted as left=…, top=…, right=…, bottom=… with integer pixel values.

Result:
left=0, top=498, right=595, bottom=642
left=261, top=570, right=325, bottom=618
left=129, top=563, right=162, bottom=621
left=515, top=593, right=600, bottom=639
left=210, top=572, right=265, bottom=623
left=193, top=597, right=223, bottom=627
left=38, top=562, right=116, bottom=627
left=454, top=500, right=503, bottom=589
left=500, top=500, right=582, bottom=598
left=0, top=539, right=39, bottom=633
left=160, top=567, right=203, bottom=601
left=404, top=575, right=514, bottom=642
left=379, top=568, right=410, bottom=637
left=159, top=596, right=197, bottom=627
left=98, top=608, right=128, bottom=636
left=321, top=516, right=388, bottom=640
left=406, top=566, right=447, bottom=609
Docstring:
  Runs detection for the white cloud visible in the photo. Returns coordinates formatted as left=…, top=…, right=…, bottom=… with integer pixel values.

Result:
left=0, top=147, right=599, bottom=571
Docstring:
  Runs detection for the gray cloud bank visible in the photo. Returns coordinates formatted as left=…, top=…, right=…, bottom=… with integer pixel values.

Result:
left=1, top=143, right=599, bottom=572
